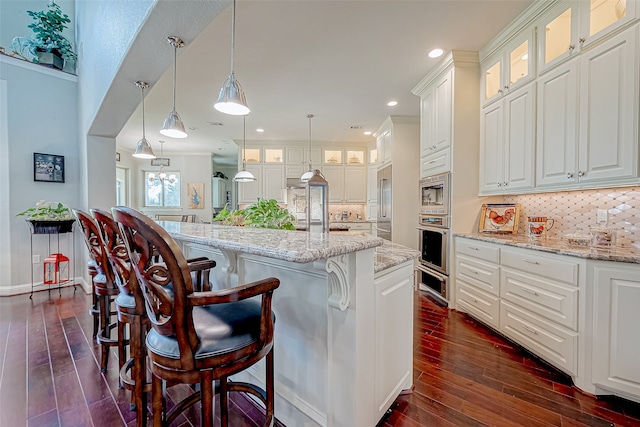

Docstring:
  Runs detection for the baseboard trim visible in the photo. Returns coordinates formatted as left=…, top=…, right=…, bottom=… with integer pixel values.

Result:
left=0, top=277, right=91, bottom=297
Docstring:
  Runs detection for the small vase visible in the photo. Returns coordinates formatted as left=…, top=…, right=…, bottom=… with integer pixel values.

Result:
left=36, top=51, right=63, bottom=70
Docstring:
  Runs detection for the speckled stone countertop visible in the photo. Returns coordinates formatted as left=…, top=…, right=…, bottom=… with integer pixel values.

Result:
left=456, top=233, right=640, bottom=264
left=374, top=240, right=420, bottom=273
left=159, top=221, right=385, bottom=264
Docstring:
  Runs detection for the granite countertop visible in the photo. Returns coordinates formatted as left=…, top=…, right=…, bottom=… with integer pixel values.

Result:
left=456, top=233, right=640, bottom=264
left=160, top=221, right=384, bottom=264
left=374, top=240, right=420, bottom=273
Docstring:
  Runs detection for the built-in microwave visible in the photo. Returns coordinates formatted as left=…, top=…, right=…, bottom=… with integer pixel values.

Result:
left=419, top=172, right=450, bottom=216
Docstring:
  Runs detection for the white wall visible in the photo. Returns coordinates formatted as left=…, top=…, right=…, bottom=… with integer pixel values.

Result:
left=0, top=57, right=79, bottom=294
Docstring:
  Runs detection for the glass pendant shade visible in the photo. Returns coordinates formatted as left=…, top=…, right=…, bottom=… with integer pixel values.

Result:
left=234, top=115, right=256, bottom=182
left=133, top=137, right=156, bottom=159
left=160, top=36, right=188, bottom=138
left=160, top=109, right=187, bottom=138
left=132, top=81, right=156, bottom=159
left=300, top=170, right=314, bottom=182
left=214, top=73, right=250, bottom=116
left=233, top=169, right=256, bottom=182
left=215, top=0, right=250, bottom=116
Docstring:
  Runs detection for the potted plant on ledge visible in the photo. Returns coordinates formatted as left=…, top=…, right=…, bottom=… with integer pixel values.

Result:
left=11, top=1, right=77, bottom=71
left=16, top=201, right=75, bottom=234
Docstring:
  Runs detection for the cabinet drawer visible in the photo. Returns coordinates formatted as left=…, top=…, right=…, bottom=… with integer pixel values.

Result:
left=500, top=301, right=577, bottom=375
left=501, top=248, right=578, bottom=285
left=456, top=238, right=500, bottom=263
left=501, top=267, right=578, bottom=331
left=457, top=282, right=500, bottom=329
left=348, top=222, right=371, bottom=231
left=456, top=254, right=500, bottom=296
left=421, top=149, right=450, bottom=177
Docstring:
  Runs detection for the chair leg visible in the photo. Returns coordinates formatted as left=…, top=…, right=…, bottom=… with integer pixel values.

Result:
left=200, top=370, right=214, bottom=427
left=265, top=348, right=275, bottom=427
left=220, top=376, right=229, bottom=427
left=117, top=319, right=127, bottom=375
left=90, top=288, right=99, bottom=337
left=130, top=317, right=148, bottom=426
left=152, top=374, right=163, bottom=427
left=98, top=294, right=110, bottom=372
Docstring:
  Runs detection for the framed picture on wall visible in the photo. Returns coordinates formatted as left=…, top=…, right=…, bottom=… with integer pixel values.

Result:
left=187, top=182, right=204, bottom=209
left=34, top=152, right=65, bottom=183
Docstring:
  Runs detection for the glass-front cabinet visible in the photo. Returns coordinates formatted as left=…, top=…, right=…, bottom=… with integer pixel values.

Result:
left=369, top=148, right=378, bottom=164
left=581, top=0, right=637, bottom=47
left=263, top=148, right=284, bottom=163
left=242, top=147, right=261, bottom=163
left=346, top=149, right=365, bottom=165
left=481, top=28, right=534, bottom=106
left=323, top=149, right=342, bottom=164
left=537, top=2, right=580, bottom=74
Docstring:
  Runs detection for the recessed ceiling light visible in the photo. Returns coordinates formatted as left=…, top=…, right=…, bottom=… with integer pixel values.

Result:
left=387, top=101, right=398, bottom=107
left=364, top=131, right=372, bottom=136
left=188, top=126, right=197, bottom=131
left=428, top=48, right=444, bottom=58
left=256, top=128, right=264, bottom=133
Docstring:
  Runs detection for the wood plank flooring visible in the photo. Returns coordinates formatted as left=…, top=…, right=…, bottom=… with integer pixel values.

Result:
left=1, top=286, right=639, bottom=426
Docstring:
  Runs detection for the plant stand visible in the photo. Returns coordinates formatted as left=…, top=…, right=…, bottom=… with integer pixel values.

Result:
left=28, top=220, right=76, bottom=298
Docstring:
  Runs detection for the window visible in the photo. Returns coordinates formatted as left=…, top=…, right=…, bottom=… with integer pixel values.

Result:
left=144, top=171, right=180, bottom=207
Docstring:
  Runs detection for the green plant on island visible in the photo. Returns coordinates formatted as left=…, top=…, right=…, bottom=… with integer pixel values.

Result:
left=16, top=201, right=72, bottom=221
left=213, top=199, right=296, bottom=230
left=11, top=1, right=77, bottom=64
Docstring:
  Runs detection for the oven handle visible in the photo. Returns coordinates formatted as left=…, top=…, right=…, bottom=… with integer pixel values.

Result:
left=415, top=264, right=448, bottom=282
left=417, top=225, right=449, bottom=234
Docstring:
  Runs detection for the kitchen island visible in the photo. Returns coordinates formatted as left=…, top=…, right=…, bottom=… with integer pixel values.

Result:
left=159, top=222, right=419, bottom=426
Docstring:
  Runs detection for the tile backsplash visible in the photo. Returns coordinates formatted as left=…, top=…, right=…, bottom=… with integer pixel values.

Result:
left=504, top=187, right=640, bottom=248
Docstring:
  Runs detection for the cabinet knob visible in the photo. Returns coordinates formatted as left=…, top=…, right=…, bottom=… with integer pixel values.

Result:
left=503, top=182, right=508, bottom=187
left=569, top=44, right=575, bottom=51
left=504, top=85, right=510, bottom=90
left=498, top=89, right=503, bottom=94
left=579, top=37, right=586, bottom=44
left=497, top=183, right=502, bottom=187
left=578, top=170, right=585, bottom=177
left=566, top=172, right=574, bottom=179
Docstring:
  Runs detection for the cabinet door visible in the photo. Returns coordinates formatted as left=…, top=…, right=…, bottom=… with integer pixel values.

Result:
left=237, top=164, right=261, bottom=204
left=322, top=166, right=345, bottom=202
left=504, top=82, right=535, bottom=190
left=479, top=102, right=504, bottom=193
left=433, top=69, right=452, bottom=151
left=421, top=149, right=450, bottom=177
left=377, top=130, right=392, bottom=165
left=537, top=2, right=581, bottom=74
left=504, top=27, right=535, bottom=92
left=344, top=167, right=366, bottom=203
left=286, top=146, right=305, bottom=164
left=592, top=264, right=640, bottom=398
left=481, top=54, right=503, bottom=106
left=536, top=58, right=579, bottom=187
left=580, top=0, right=637, bottom=48
left=285, top=164, right=305, bottom=179
left=262, top=165, right=285, bottom=203
left=578, top=25, right=638, bottom=183
left=367, top=164, right=378, bottom=203
left=420, top=87, right=434, bottom=156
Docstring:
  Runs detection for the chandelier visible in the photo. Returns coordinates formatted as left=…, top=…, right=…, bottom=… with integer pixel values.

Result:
left=148, top=141, right=176, bottom=183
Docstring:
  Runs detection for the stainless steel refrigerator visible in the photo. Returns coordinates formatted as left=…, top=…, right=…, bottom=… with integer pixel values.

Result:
left=376, top=165, right=392, bottom=241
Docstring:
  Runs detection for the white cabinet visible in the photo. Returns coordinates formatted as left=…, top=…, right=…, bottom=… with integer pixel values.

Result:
left=481, top=28, right=535, bottom=107
left=376, top=129, right=392, bottom=167
left=420, top=68, right=452, bottom=156
left=591, top=262, right=640, bottom=400
left=537, top=1, right=581, bottom=74
left=367, top=164, right=378, bottom=204
left=480, top=82, right=535, bottom=194
left=579, top=0, right=637, bottom=49
left=211, top=177, right=227, bottom=208
left=322, top=165, right=366, bottom=203
left=237, top=164, right=285, bottom=204
left=577, top=24, right=638, bottom=184
left=536, top=58, right=579, bottom=187
left=537, top=25, right=638, bottom=188
left=374, top=261, right=414, bottom=420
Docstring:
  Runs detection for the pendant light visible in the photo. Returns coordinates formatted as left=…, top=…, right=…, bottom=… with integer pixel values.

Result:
left=214, top=0, right=250, bottom=116
left=160, top=36, right=188, bottom=138
left=301, top=114, right=315, bottom=182
left=234, top=116, right=256, bottom=182
left=148, top=141, right=176, bottom=183
left=132, top=81, right=156, bottom=159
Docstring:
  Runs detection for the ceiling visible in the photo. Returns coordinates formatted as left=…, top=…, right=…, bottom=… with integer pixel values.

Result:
left=116, top=0, right=533, bottom=165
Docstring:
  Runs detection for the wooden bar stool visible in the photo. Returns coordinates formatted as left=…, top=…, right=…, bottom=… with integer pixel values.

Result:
left=113, top=206, right=278, bottom=427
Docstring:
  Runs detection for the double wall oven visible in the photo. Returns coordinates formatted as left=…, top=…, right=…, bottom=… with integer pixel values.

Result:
left=417, top=172, right=450, bottom=305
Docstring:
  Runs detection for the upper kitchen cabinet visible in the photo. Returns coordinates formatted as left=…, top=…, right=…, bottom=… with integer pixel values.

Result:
left=577, top=24, right=638, bottom=184
left=237, top=164, right=285, bottom=204
left=375, top=128, right=392, bottom=167
left=369, top=147, right=378, bottom=164
left=580, top=0, right=638, bottom=48
left=285, top=146, right=321, bottom=178
left=537, top=0, right=638, bottom=75
left=537, top=1, right=581, bottom=74
left=481, top=27, right=535, bottom=107
left=323, top=149, right=343, bottom=165
left=242, top=147, right=262, bottom=163
left=480, top=82, right=536, bottom=194
left=242, top=146, right=284, bottom=164
left=346, top=149, right=365, bottom=165
left=419, top=68, right=453, bottom=155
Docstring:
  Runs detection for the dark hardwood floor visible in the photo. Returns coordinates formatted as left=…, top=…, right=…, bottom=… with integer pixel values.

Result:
left=1, top=286, right=639, bottom=426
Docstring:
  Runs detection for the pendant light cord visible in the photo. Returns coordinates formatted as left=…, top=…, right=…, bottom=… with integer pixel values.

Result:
left=230, top=0, right=236, bottom=76
left=141, top=84, right=146, bottom=139
left=172, top=43, right=177, bottom=110
left=307, top=114, right=313, bottom=170
left=242, top=115, right=247, bottom=170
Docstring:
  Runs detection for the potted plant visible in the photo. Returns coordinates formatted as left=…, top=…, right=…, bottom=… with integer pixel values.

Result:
left=11, top=1, right=77, bottom=71
left=213, top=199, right=296, bottom=230
left=16, top=200, right=75, bottom=234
